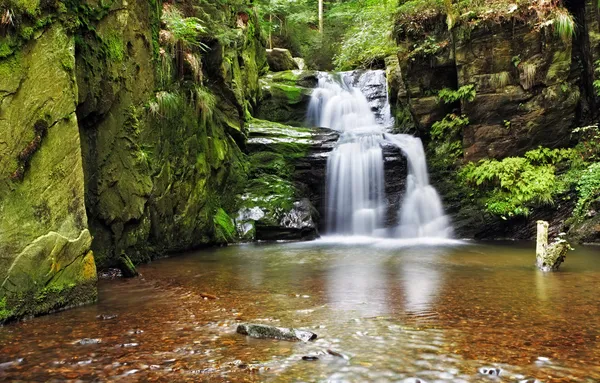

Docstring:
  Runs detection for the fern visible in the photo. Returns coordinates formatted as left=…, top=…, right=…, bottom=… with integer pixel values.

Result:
left=437, top=85, right=476, bottom=104
left=552, top=8, right=575, bottom=43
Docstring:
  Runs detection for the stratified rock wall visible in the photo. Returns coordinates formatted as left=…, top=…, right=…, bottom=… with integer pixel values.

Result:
left=0, top=23, right=96, bottom=322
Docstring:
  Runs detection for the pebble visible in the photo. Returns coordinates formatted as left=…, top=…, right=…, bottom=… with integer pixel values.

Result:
left=96, top=314, right=118, bottom=320
left=302, top=356, right=319, bottom=361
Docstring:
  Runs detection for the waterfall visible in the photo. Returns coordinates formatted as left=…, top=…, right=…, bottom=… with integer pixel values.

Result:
left=308, top=71, right=452, bottom=238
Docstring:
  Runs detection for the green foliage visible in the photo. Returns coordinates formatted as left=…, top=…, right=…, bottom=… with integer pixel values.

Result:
left=431, top=113, right=469, bottom=140
left=214, top=208, right=236, bottom=243
left=461, top=156, right=557, bottom=218
left=573, top=124, right=600, bottom=161
left=552, top=8, right=575, bottom=43
left=192, top=86, right=216, bottom=125
left=161, top=5, right=208, bottom=50
left=149, top=91, right=183, bottom=118
left=332, top=1, right=397, bottom=70
left=593, top=60, right=600, bottom=96
left=407, top=35, right=446, bottom=59
left=573, top=163, right=600, bottom=220
left=429, top=113, right=468, bottom=170
left=437, top=85, right=476, bottom=104
left=524, top=146, right=578, bottom=165
left=0, top=297, right=13, bottom=322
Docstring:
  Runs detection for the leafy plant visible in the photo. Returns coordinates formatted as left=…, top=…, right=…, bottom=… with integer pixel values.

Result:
left=431, top=113, right=469, bottom=140
left=461, top=156, right=557, bottom=218
left=161, top=5, right=208, bottom=51
left=437, top=85, right=476, bottom=104
left=332, top=1, right=397, bottom=70
left=552, top=8, right=575, bottom=43
left=573, top=162, right=600, bottom=219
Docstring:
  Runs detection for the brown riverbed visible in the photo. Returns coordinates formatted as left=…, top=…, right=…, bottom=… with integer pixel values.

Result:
left=1, top=239, right=599, bottom=382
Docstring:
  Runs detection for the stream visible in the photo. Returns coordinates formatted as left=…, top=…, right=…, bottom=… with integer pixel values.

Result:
left=1, top=240, right=599, bottom=382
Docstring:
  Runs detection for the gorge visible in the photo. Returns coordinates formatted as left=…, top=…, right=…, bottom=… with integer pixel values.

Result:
left=1, top=0, right=600, bottom=381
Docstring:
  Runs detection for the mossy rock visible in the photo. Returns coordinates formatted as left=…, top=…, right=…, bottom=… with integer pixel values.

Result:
left=266, top=48, right=299, bottom=72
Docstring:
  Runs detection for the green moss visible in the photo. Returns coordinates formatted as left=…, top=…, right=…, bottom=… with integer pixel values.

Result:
left=103, top=33, right=125, bottom=62
left=270, top=83, right=303, bottom=104
left=249, top=151, right=293, bottom=178
left=0, top=42, right=14, bottom=58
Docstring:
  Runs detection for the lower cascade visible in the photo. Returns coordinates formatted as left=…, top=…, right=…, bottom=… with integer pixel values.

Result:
left=308, top=71, right=452, bottom=238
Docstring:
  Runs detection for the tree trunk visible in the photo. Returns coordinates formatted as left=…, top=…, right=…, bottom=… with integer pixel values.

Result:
left=318, top=0, right=323, bottom=34
left=269, top=14, right=273, bottom=49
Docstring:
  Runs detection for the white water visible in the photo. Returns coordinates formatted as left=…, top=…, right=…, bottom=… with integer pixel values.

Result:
left=308, top=71, right=452, bottom=239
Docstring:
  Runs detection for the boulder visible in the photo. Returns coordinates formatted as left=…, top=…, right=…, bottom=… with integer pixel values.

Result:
left=257, top=71, right=317, bottom=126
left=236, top=323, right=317, bottom=342
left=266, top=48, right=299, bottom=72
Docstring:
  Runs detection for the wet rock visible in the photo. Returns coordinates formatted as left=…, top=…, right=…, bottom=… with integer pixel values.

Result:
left=327, top=349, right=349, bottom=360
left=118, top=343, right=139, bottom=348
left=478, top=367, right=502, bottom=376
left=118, top=253, right=139, bottom=278
left=266, top=48, right=299, bottom=72
left=126, top=329, right=144, bottom=335
left=302, top=355, right=319, bottom=361
left=0, top=358, right=24, bottom=370
left=293, top=57, right=307, bottom=70
left=75, top=338, right=101, bottom=345
left=97, top=314, right=118, bottom=320
left=98, top=268, right=123, bottom=279
left=236, top=323, right=317, bottom=342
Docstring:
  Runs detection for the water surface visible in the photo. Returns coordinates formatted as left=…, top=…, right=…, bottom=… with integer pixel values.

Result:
left=1, top=240, right=599, bottom=382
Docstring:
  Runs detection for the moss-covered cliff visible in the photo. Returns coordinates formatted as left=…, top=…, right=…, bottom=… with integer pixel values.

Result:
left=75, top=0, right=267, bottom=268
left=0, top=0, right=268, bottom=322
left=0, top=15, right=96, bottom=322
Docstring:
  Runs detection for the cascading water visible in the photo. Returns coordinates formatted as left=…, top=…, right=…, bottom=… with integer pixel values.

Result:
left=308, top=71, right=452, bottom=238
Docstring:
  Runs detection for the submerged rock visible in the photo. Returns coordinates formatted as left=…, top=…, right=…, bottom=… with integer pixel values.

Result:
left=75, top=338, right=101, bottom=345
left=266, top=48, right=299, bottom=72
left=236, top=323, right=317, bottom=342
left=478, top=367, right=502, bottom=376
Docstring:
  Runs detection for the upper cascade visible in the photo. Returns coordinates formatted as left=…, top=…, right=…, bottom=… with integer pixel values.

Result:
left=307, top=70, right=452, bottom=239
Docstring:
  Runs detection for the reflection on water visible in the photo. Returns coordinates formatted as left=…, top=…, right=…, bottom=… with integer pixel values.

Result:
left=1, top=241, right=599, bottom=382
left=401, top=253, right=443, bottom=316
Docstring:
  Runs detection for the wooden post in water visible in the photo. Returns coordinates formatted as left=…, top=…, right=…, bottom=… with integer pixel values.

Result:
left=536, top=220, right=549, bottom=261
left=536, top=220, right=569, bottom=272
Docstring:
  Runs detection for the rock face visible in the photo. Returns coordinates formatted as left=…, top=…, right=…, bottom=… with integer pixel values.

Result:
left=392, top=20, right=579, bottom=161
left=236, top=119, right=332, bottom=240
left=0, top=0, right=268, bottom=321
left=389, top=1, right=600, bottom=241
left=76, top=0, right=267, bottom=268
left=0, top=24, right=97, bottom=322
left=266, top=48, right=299, bottom=72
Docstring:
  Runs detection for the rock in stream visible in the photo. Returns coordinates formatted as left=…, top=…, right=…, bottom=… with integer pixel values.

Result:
left=236, top=323, right=317, bottom=342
